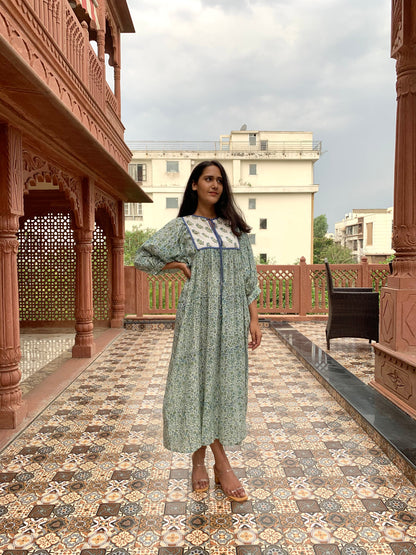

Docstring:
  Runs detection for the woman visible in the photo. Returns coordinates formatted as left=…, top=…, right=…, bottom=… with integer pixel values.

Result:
left=135, top=160, right=261, bottom=502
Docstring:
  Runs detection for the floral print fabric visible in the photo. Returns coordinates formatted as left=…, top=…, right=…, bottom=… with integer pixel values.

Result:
left=135, top=216, right=260, bottom=453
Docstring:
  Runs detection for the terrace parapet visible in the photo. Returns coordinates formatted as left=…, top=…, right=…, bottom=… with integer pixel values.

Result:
left=124, top=258, right=390, bottom=320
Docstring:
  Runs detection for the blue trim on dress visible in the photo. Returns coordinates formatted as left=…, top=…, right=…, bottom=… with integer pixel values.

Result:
left=181, top=217, right=199, bottom=251
left=191, top=214, right=218, bottom=221
left=208, top=219, right=224, bottom=298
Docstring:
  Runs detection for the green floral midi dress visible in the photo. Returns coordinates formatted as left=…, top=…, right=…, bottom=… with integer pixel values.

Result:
left=135, top=215, right=260, bottom=453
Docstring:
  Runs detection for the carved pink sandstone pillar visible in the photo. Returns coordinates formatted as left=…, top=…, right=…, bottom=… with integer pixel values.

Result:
left=0, top=125, right=25, bottom=428
left=111, top=237, right=125, bottom=327
left=97, top=28, right=105, bottom=63
left=372, top=0, right=416, bottom=418
left=111, top=201, right=125, bottom=327
left=72, top=229, right=96, bottom=357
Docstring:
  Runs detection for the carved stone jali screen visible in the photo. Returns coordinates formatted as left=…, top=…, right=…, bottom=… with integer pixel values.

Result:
left=0, top=0, right=148, bottom=428
left=17, top=214, right=110, bottom=325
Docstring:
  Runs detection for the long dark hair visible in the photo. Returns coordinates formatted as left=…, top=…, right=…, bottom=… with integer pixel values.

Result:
left=178, top=160, right=251, bottom=237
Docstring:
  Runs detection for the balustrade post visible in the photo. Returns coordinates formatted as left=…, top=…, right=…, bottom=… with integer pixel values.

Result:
left=56, top=0, right=63, bottom=49
left=81, top=21, right=89, bottom=84
left=0, top=124, right=25, bottom=428
left=72, top=229, right=96, bottom=357
left=95, top=28, right=106, bottom=109
left=97, top=29, right=105, bottom=63
left=372, top=0, right=416, bottom=418
left=114, top=63, right=121, bottom=117
left=361, top=256, right=370, bottom=287
left=136, top=270, right=143, bottom=318
left=299, top=256, right=309, bottom=316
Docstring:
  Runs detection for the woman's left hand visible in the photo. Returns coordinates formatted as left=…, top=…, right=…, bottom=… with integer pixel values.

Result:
left=249, top=321, right=262, bottom=350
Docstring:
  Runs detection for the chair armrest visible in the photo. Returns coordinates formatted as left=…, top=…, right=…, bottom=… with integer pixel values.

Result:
left=333, top=287, right=373, bottom=292
left=331, top=291, right=379, bottom=303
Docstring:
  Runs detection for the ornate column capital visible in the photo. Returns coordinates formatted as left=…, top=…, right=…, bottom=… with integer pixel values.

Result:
left=112, top=237, right=124, bottom=250
left=0, top=215, right=20, bottom=236
left=74, top=229, right=93, bottom=244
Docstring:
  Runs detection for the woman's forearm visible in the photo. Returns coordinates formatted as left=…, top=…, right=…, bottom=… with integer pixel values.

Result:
left=248, top=299, right=261, bottom=350
left=162, top=261, right=191, bottom=279
left=162, top=262, right=183, bottom=271
left=249, top=299, right=259, bottom=323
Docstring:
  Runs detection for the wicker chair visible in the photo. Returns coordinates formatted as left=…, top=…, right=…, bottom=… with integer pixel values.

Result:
left=325, top=260, right=379, bottom=349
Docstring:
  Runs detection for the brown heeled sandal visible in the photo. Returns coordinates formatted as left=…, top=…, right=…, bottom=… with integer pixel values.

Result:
left=192, top=463, right=209, bottom=493
left=213, top=464, right=248, bottom=502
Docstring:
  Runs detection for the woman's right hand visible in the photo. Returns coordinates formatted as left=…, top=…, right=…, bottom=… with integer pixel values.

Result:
left=162, top=261, right=191, bottom=279
left=179, top=262, right=191, bottom=279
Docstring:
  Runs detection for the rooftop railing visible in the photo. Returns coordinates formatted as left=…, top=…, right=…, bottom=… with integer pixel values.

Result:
left=124, top=258, right=389, bottom=319
left=127, top=140, right=322, bottom=154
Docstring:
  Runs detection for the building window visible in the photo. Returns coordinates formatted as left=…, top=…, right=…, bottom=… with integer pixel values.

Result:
left=249, top=234, right=256, bottom=245
left=260, top=218, right=267, bottom=229
left=259, top=253, right=267, bottom=263
left=249, top=133, right=257, bottom=146
left=166, top=161, right=179, bottom=173
left=248, top=198, right=256, bottom=210
left=128, top=163, right=147, bottom=181
left=260, top=140, right=268, bottom=151
left=124, top=203, right=143, bottom=217
left=249, top=164, right=257, bottom=175
left=366, top=222, right=373, bottom=246
left=166, top=197, right=178, bottom=209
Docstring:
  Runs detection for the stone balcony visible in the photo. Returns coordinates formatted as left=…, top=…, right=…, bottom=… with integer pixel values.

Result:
left=0, top=0, right=132, bottom=171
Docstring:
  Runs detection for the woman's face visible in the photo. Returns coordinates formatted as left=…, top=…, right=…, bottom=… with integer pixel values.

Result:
left=192, top=165, right=224, bottom=207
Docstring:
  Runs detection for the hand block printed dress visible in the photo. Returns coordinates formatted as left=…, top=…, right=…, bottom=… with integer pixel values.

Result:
left=135, top=215, right=260, bottom=453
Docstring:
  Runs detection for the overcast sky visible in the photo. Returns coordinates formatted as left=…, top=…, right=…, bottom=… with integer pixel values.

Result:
left=121, top=0, right=397, bottom=232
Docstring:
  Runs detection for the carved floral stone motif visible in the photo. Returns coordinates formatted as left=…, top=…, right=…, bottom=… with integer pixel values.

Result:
left=391, top=0, right=403, bottom=57
left=375, top=348, right=415, bottom=407
left=23, top=150, right=84, bottom=227
left=392, top=224, right=416, bottom=254
left=95, top=188, right=118, bottom=234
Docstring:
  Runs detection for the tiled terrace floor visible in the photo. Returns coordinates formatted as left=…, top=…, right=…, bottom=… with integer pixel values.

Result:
left=292, top=322, right=375, bottom=386
left=1, top=324, right=416, bottom=554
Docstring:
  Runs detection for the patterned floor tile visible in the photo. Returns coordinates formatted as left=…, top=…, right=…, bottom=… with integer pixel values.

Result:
left=0, top=327, right=415, bottom=554
left=293, top=322, right=375, bottom=385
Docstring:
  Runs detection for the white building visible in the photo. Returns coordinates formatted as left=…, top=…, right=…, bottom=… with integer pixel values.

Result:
left=334, top=208, right=394, bottom=263
left=126, top=130, right=321, bottom=264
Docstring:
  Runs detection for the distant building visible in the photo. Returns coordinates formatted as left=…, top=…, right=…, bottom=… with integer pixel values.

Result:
left=334, top=208, right=394, bottom=263
left=127, top=130, right=321, bottom=264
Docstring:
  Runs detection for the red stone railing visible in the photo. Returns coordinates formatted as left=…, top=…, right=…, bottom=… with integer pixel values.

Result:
left=124, top=258, right=390, bottom=320
left=2, top=0, right=131, bottom=168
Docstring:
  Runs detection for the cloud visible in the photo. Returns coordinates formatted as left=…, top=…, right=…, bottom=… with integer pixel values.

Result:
left=121, top=0, right=396, bottom=230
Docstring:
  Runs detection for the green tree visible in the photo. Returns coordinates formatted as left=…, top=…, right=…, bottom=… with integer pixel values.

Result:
left=313, top=214, right=331, bottom=263
left=314, top=214, right=328, bottom=238
left=321, top=242, right=356, bottom=264
left=124, top=226, right=156, bottom=266
left=313, top=215, right=355, bottom=264
left=313, top=236, right=334, bottom=263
